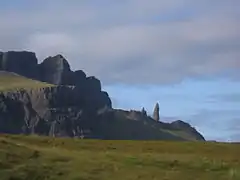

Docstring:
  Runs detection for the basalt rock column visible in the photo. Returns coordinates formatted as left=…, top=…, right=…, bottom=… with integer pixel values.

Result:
left=153, top=102, right=160, bottom=121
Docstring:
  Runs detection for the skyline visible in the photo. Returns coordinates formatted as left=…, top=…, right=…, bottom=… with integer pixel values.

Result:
left=0, top=0, right=239, bottom=141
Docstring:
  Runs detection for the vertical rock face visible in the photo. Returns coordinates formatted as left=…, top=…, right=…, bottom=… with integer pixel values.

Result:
left=0, top=51, right=38, bottom=79
left=0, top=51, right=206, bottom=141
left=0, top=85, right=111, bottom=137
left=0, top=50, right=112, bottom=120
left=72, top=70, right=87, bottom=86
left=38, top=55, right=72, bottom=85
left=153, top=103, right=160, bottom=121
left=86, top=76, right=101, bottom=92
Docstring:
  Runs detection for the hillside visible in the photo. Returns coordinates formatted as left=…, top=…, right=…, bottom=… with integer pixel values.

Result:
left=0, top=71, right=53, bottom=91
left=0, top=135, right=239, bottom=180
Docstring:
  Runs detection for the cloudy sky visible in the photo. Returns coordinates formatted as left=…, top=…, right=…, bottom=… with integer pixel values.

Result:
left=0, top=0, right=239, bottom=141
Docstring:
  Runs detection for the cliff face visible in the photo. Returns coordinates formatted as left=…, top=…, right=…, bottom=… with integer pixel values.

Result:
left=0, top=51, right=205, bottom=141
left=0, top=51, right=38, bottom=79
left=0, top=51, right=104, bottom=92
left=0, top=86, right=111, bottom=138
left=0, top=88, right=204, bottom=140
left=0, top=51, right=112, bottom=111
left=0, top=51, right=112, bottom=138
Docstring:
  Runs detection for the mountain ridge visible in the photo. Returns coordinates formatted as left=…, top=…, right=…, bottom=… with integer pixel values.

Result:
left=0, top=51, right=205, bottom=141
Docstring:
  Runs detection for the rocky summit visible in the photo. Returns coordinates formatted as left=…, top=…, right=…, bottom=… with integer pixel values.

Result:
left=0, top=51, right=205, bottom=141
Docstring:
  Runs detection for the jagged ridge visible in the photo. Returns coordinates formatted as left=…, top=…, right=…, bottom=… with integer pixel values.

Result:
left=0, top=51, right=205, bottom=141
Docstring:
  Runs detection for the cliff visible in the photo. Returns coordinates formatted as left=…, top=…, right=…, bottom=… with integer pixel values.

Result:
left=0, top=51, right=205, bottom=141
left=0, top=85, right=111, bottom=138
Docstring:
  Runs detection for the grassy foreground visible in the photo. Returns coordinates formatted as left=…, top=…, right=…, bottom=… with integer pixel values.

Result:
left=0, top=71, right=53, bottom=91
left=0, top=135, right=239, bottom=180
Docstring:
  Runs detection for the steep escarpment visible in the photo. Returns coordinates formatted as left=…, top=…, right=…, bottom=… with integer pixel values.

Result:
left=0, top=51, right=205, bottom=141
left=0, top=51, right=103, bottom=89
left=0, top=51, right=113, bottom=138
left=0, top=51, right=38, bottom=79
left=0, top=86, right=111, bottom=137
left=0, top=88, right=204, bottom=141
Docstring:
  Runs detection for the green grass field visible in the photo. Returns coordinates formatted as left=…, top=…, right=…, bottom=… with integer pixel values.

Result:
left=0, top=71, right=53, bottom=91
left=0, top=135, right=239, bottom=180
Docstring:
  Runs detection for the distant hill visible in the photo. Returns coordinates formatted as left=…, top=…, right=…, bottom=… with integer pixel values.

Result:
left=0, top=51, right=205, bottom=141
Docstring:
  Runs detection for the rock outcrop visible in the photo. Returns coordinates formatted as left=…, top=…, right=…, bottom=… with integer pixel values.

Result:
left=0, top=51, right=111, bottom=111
left=141, top=107, right=147, bottom=116
left=95, top=109, right=205, bottom=141
left=153, top=102, right=160, bottom=121
left=0, top=51, right=38, bottom=79
left=0, top=52, right=3, bottom=69
left=0, top=51, right=113, bottom=138
left=0, top=86, right=111, bottom=137
left=0, top=51, right=205, bottom=141
left=38, top=55, right=72, bottom=85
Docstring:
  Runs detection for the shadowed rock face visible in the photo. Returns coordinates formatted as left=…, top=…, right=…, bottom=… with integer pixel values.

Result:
left=0, top=51, right=38, bottom=79
left=72, top=70, right=87, bottom=86
left=0, top=89, right=205, bottom=140
left=0, top=52, right=3, bottom=69
left=0, top=51, right=103, bottom=90
left=0, top=86, right=111, bottom=137
left=0, top=51, right=111, bottom=111
left=0, top=51, right=205, bottom=141
left=38, top=55, right=72, bottom=85
left=0, top=51, right=114, bottom=138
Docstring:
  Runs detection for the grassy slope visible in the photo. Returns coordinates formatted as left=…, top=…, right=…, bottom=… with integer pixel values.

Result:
left=0, top=71, right=53, bottom=91
left=0, top=135, right=239, bottom=180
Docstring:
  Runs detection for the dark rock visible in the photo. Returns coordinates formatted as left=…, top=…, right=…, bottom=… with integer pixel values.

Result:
left=0, top=51, right=205, bottom=141
left=73, top=70, right=87, bottom=84
left=93, top=109, right=188, bottom=140
left=38, top=55, right=72, bottom=85
left=0, top=87, right=205, bottom=141
left=86, top=76, right=101, bottom=92
left=0, top=51, right=38, bottom=79
left=153, top=102, right=160, bottom=121
left=171, top=120, right=192, bottom=129
left=0, top=51, right=110, bottom=138
left=141, top=107, right=147, bottom=116
left=0, top=52, right=3, bottom=69
left=170, top=120, right=205, bottom=141
left=70, top=70, right=87, bottom=91
left=0, top=51, right=104, bottom=97
left=0, top=86, right=106, bottom=137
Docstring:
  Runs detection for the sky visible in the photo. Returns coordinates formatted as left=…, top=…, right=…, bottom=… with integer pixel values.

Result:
left=0, top=0, right=239, bottom=142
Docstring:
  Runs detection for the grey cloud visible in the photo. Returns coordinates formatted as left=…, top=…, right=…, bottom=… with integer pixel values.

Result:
left=210, top=93, right=240, bottom=103
left=0, top=0, right=239, bottom=84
